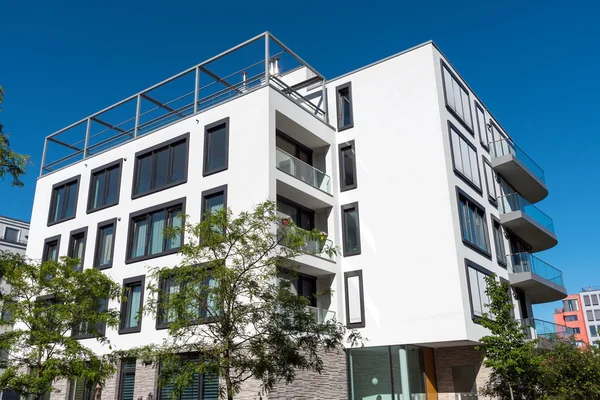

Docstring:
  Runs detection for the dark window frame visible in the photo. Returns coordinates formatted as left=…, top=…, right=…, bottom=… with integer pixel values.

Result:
left=93, top=218, right=118, bottom=270
left=126, top=198, right=186, bottom=264
left=276, top=130, right=314, bottom=165
left=336, top=82, right=354, bottom=131
left=119, top=275, right=145, bottom=334
left=465, top=259, right=493, bottom=321
left=42, top=235, right=61, bottom=262
left=338, top=140, right=358, bottom=191
left=71, top=297, right=108, bottom=340
left=482, top=156, right=498, bottom=207
left=341, top=202, right=361, bottom=257
left=456, top=187, right=492, bottom=259
left=157, top=353, right=218, bottom=400
left=87, top=158, right=123, bottom=213
left=448, top=121, right=482, bottom=194
left=3, top=227, right=20, bottom=243
left=201, top=185, right=228, bottom=220
left=491, top=215, right=507, bottom=268
left=118, top=359, right=137, bottom=400
left=344, top=270, right=365, bottom=328
left=131, top=133, right=190, bottom=199
left=440, top=60, right=474, bottom=133
left=68, top=227, right=88, bottom=271
left=474, top=102, right=489, bottom=152
left=203, top=117, right=230, bottom=177
left=47, top=175, right=81, bottom=226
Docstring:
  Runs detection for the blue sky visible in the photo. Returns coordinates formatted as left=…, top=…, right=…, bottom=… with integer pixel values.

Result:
left=0, top=0, right=597, bottom=321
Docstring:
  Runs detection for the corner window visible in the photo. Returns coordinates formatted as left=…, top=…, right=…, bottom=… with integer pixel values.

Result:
left=127, top=199, right=185, bottom=263
left=442, top=63, right=473, bottom=130
left=475, top=103, right=489, bottom=150
left=336, top=82, right=354, bottom=131
left=133, top=134, right=188, bottom=198
left=94, top=219, right=117, bottom=270
left=48, top=176, right=80, bottom=225
left=457, top=190, right=490, bottom=256
left=88, top=159, right=122, bottom=213
left=483, top=157, right=498, bottom=204
left=449, top=123, right=481, bottom=191
left=339, top=140, right=357, bottom=191
left=68, top=228, right=87, bottom=272
left=492, top=218, right=506, bottom=266
left=341, top=202, right=361, bottom=257
left=43, top=235, right=61, bottom=262
left=466, top=261, right=491, bottom=319
left=3, top=227, right=20, bottom=243
left=120, top=276, right=145, bottom=334
left=203, top=118, right=229, bottom=176
left=119, top=360, right=136, bottom=400
left=344, top=270, right=365, bottom=328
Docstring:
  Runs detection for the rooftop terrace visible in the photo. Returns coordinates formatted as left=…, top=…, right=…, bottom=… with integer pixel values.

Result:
left=40, top=32, right=327, bottom=176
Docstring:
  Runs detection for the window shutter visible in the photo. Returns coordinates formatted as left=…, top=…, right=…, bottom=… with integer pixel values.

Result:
left=179, top=372, right=199, bottom=400
left=202, top=372, right=219, bottom=400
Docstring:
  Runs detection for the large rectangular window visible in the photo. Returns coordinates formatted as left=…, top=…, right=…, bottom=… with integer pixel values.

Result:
left=341, top=202, right=361, bottom=257
left=158, top=355, right=219, bottom=400
left=94, top=219, right=116, bottom=269
left=584, top=295, right=591, bottom=307
left=449, top=123, right=481, bottom=191
left=48, top=175, right=80, bottom=225
left=344, top=270, right=365, bottom=328
left=565, top=315, right=578, bottom=322
left=3, top=227, right=20, bottom=243
left=483, top=157, right=498, bottom=204
left=120, top=276, right=145, bottom=334
left=467, top=261, right=491, bottom=319
left=457, top=191, right=490, bottom=256
left=442, top=63, right=473, bottom=130
left=475, top=102, right=489, bottom=150
left=492, top=218, right=506, bottom=266
left=68, top=227, right=87, bottom=272
left=336, top=82, right=354, bottom=131
left=127, top=199, right=185, bottom=263
left=88, top=159, right=122, bottom=213
left=118, top=359, right=136, bottom=400
left=133, top=134, right=188, bottom=198
left=203, top=118, right=229, bottom=176
left=68, top=378, right=95, bottom=400
left=72, top=298, right=107, bottom=339
left=339, top=140, right=358, bottom=191
left=563, top=299, right=579, bottom=311
left=43, top=235, right=61, bottom=262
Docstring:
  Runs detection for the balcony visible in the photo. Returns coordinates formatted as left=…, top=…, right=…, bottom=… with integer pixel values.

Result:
left=307, top=306, right=336, bottom=324
left=521, top=318, right=574, bottom=344
left=497, top=193, right=558, bottom=252
left=0, top=236, right=27, bottom=247
left=276, top=214, right=335, bottom=263
left=507, top=253, right=567, bottom=304
left=275, top=148, right=331, bottom=194
left=489, top=138, right=548, bottom=203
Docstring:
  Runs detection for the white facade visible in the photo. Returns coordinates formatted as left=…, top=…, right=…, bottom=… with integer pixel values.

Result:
left=580, top=288, right=600, bottom=343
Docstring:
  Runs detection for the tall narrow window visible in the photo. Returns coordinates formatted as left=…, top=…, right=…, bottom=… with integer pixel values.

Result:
left=449, top=124, right=481, bottom=191
left=127, top=199, right=185, bottom=263
left=48, top=176, right=80, bottom=225
left=203, top=118, right=229, bottom=176
left=591, top=325, right=597, bottom=337
left=133, top=134, right=188, bottom=197
left=593, top=295, right=599, bottom=306
left=457, top=191, right=490, bottom=256
left=120, top=276, right=145, bottom=334
left=584, top=295, right=591, bottom=307
left=42, top=235, right=61, bottom=262
left=119, top=360, right=136, bottom=400
left=157, top=276, right=179, bottom=328
left=492, top=219, right=506, bottom=266
left=595, top=310, right=600, bottom=321
left=336, top=82, right=354, bottom=131
left=339, top=140, right=358, bottom=191
left=88, top=159, right=122, bottom=212
left=587, top=310, right=594, bottom=321
left=442, top=63, right=473, bottom=130
left=68, top=378, right=95, bottom=400
left=483, top=157, right=498, bottom=204
left=3, top=227, right=20, bottom=243
left=467, top=262, right=491, bottom=319
left=68, top=228, right=87, bottom=271
left=202, top=186, right=227, bottom=235
left=72, top=298, right=107, bottom=339
left=344, top=270, right=365, bottom=328
left=475, top=103, right=489, bottom=150
left=341, top=203, right=361, bottom=257
left=94, top=219, right=116, bottom=269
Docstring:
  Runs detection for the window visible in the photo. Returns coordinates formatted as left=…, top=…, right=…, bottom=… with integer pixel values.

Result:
left=573, top=327, right=581, bottom=334
left=475, top=102, right=490, bottom=150
left=442, top=63, right=473, bottom=130
left=336, top=82, right=354, bottom=131
left=94, top=219, right=116, bottom=269
left=587, top=310, right=594, bottom=321
left=158, top=356, right=219, bottom=400
left=72, top=298, right=107, bottom=339
left=68, top=378, right=95, bottom=400
left=276, top=131, right=313, bottom=165
left=87, top=159, right=122, bottom=212
left=467, top=261, right=491, bottom=319
left=564, top=298, right=579, bottom=312
left=344, top=271, right=365, bottom=328
left=3, top=227, right=20, bottom=243
left=449, top=123, right=481, bottom=190
left=595, top=310, right=600, bottom=321
left=68, top=228, right=87, bottom=272
left=287, top=273, right=317, bottom=307
left=203, top=118, right=229, bottom=176
left=339, top=140, right=358, bottom=191
left=120, top=276, right=145, bottom=334
left=118, top=359, right=136, bottom=400
left=133, top=134, right=188, bottom=197
left=591, top=325, right=597, bottom=337
left=48, top=175, right=80, bottom=225
left=42, top=235, right=61, bottom=262
left=341, top=202, right=361, bottom=257
left=277, top=197, right=314, bottom=231
left=127, top=199, right=185, bottom=263
left=565, top=315, right=578, bottom=322
left=483, top=157, right=498, bottom=204
left=584, top=295, right=591, bottom=307
left=201, top=186, right=227, bottom=219
left=457, top=191, right=490, bottom=256
left=492, top=218, right=506, bottom=265
left=593, top=295, right=599, bottom=306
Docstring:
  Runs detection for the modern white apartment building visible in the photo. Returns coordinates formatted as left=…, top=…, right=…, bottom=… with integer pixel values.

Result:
left=578, top=287, right=600, bottom=344
left=24, top=33, right=569, bottom=400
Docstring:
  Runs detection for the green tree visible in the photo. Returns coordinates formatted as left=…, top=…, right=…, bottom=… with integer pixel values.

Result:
left=133, top=200, right=361, bottom=400
left=476, top=275, right=542, bottom=399
left=0, top=86, right=29, bottom=187
left=0, top=252, right=122, bottom=399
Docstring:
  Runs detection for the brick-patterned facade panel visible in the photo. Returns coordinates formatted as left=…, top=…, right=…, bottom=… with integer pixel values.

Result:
left=133, top=360, right=159, bottom=400
left=434, top=346, right=493, bottom=400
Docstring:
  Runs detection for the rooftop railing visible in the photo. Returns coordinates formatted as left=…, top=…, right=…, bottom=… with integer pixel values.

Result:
left=521, top=318, right=574, bottom=341
left=40, top=32, right=328, bottom=176
left=497, top=193, right=555, bottom=233
left=488, top=138, right=545, bottom=183
left=275, top=148, right=331, bottom=194
left=507, top=252, right=564, bottom=287
left=582, top=286, right=600, bottom=292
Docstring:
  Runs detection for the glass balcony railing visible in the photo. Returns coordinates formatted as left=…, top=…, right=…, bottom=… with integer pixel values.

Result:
left=275, top=148, right=331, bottom=194
left=307, top=306, right=336, bottom=324
left=507, top=253, right=564, bottom=287
left=488, top=138, right=545, bottom=183
left=497, top=193, right=555, bottom=233
left=521, top=318, right=574, bottom=341
left=276, top=214, right=335, bottom=261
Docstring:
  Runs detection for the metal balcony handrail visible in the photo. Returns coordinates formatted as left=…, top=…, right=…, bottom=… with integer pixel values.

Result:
left=506, top=252, right=564, bottom=287
left=488, top=138, right=545, bottom=183
left=497, top=193, right=555, bottom=233
left=0, top=236, right=27, bottom=246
